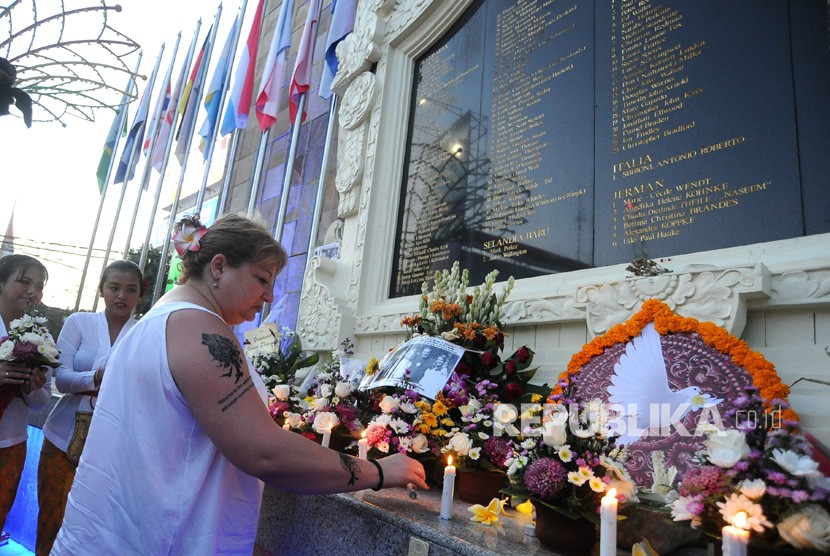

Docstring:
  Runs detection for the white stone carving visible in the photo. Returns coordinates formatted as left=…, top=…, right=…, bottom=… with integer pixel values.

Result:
left=574, top=264, right=771, bottom=338
left=339, top=72, right=377, bottom=131
left=771, top=269, right=830, bottom=302
left=297, top=257, right=350, bottom=352
left=335, top=128, right=365, bottom=217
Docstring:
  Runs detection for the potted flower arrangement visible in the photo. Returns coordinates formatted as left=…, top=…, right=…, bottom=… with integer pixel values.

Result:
left=397, top=262, right=546, bottom=498
left=666, top=386, right=830, bottom=553
left=501, top=392, right=637, bottom=554
left=245, top=325, right=318, bottom=392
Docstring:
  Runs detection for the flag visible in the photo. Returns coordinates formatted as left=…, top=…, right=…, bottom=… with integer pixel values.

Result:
left=95, top=103, right=128, bottom=191
left=319, top=0, right=357, bottom=99
left=1, top=207, right=13, bottom=257
left=115, top=51, right=163, bottom=185
left=255, top=0, right=294, bottom=130
left=175, top=30, right=212, bottom=163
left=143, top=81, right=171, bottom=157
left=152, top=26, right=201, bottom=172
left=198, top=14, right=240, bottom=158
left=288, top=0, right=321, bottom=124
left=220, top=0, right=266, bottom=135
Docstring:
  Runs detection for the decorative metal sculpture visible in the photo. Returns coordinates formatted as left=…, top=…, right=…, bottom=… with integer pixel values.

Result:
left=0, top=0, right=141, bottom=127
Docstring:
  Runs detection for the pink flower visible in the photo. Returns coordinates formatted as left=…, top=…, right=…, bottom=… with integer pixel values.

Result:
left=172, top=221, right=208, bottom=256
left=524, top=457, right=568, bottom=500
left=516, top=346, right=531, bottom=364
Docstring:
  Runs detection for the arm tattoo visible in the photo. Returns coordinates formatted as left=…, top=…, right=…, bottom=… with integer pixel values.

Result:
left=201, top=333, right=244, bottom=383
left=339, top=453, right=360, bottom=486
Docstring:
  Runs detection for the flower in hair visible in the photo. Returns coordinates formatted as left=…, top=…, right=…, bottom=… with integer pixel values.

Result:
left=172, top=218, right=207, bottom=256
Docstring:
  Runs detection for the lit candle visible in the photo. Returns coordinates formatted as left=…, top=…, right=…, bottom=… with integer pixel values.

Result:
left=722, top=511, right=749, bottom=556
left=599, top=487, right=618, bottom=556
left=440, top=456, right=456, bottom=520
left=321, top=426, right=332, bottom=449
left=282, top=418, right=290, bottom=431
left=358, top=431, right=368, bottom=459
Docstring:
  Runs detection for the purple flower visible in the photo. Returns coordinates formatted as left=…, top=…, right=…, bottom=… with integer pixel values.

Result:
left=678, top=465, right=730, bottom=498
left=12, top=340, right=38, bottom=361
left=791, top=490, right=809, bottom=503
left=482, top=437, right=512, bottom=468
left=766, top=471, right=787, bottom=485
left=524, top=457, right=568, bottom=500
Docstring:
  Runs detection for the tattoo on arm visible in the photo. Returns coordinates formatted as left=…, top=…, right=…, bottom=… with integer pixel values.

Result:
left=339, top=454, right=360, bottom=486
left=201, top=333, right=244, bottom=383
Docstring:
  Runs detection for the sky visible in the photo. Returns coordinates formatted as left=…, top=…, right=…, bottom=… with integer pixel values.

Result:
left=0, top=0, right=249, bottom=310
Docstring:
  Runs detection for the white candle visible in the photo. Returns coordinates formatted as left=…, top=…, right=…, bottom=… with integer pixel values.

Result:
left=722, top=512, right=749, bottom=556
left=358, top=431, right=368, bottom=459
left=321, top=426, right=332, bottom=449
left=599, top=487, right=618, bottom=556
left=282, top=418, right=290, bottom=430
left=440, top=456, right=456, bottom=520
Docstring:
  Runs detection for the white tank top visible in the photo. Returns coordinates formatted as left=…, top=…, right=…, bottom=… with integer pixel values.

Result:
left=53, top=301, right=267, bottom=555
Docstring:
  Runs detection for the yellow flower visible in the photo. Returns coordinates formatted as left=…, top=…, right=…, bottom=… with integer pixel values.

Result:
left=515, top=499, right=533, bottom=515
left=366, top=357, right=379, bottom=375
left=422, top=413, right=438, bottom=428
left=589, top=476, right=606, bottom=493
left=432, top=400, right=448, bottom=416
left=415, top=400, right=432, bottom=412
left=433, top=429, right=448, bottom=437
left=530, top=394, right=542, bottom=403
left=469, top=498, right=502, bottom=526
left=441, top=418, right=455, bottom=427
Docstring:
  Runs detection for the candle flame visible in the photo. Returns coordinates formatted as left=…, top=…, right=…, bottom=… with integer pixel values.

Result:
left=361, top=431, right=366, bottom=439
left=607, top=487, right=617, bottom=498
left=448, top=455, right=453, bottom=466
left=733, top=511, right=748, bottom=529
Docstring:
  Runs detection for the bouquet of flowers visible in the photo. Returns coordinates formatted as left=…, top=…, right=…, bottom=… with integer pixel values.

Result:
left=245, top=325, right=318, bottom=391
left=291, top=339, right=366, bottom=444
left=666, top=386, right=830, bottom=552
left=0, top=308, right=60, bottom=417
left=361, top=387, right=447, bottom=456
left=501, top=393, right=638, bottom=522
left=397, top=262, right=546, bottom=471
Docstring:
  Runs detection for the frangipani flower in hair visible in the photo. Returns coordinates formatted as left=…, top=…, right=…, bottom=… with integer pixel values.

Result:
left=172, top=216, right=208, bottom=256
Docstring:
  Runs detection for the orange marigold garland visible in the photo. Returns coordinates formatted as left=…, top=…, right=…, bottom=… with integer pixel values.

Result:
left=549, top=299, right=798, bottom=424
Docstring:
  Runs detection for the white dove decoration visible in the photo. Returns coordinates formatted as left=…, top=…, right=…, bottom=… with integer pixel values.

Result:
left=608, top=322, right=722, bottom=447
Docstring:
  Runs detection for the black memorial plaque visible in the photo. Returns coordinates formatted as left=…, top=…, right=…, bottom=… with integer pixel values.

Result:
left=390, top=0, right=830, bottom=297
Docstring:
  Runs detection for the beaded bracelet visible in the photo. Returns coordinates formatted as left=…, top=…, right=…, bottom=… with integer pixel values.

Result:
left=368, top=458, right=384, bottom=491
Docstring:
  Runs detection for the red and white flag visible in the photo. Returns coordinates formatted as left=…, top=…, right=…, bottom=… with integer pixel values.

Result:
left=288, top=0, right=321, bottom=124
left=254, top=0, right=295, bottom=130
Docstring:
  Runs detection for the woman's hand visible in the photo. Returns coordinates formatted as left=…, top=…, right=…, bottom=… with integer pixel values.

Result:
left=93, top=368, right=104, bottom=389
left=377, top=453, right=429, bottom=491
left=20, top=366, right=46, bottom=395
left=0, top=361, right=32, bottom=386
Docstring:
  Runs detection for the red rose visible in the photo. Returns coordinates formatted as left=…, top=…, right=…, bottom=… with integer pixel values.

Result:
left=480, top=351, right=498, bottom=370
left=504, top=382, right=524, bottom=401
left=454, top=361, right=473, bottom=377
left=505, top=359, right=517, bottom=375
left=517, top=346, right=531, bottom=364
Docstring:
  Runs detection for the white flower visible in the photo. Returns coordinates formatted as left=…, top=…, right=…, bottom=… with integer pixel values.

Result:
left=717, top=493, right=772, bottom=533
left=376, top=441, right=390, bottom=453
left=312, top=412, right=340, bottom=434
left=388, top=418, right=409, bottom=434
left=312, top=397, right=329, bottom=412
left=477, top=432, right=489, bottom=441
left=440, top=330, right=459, bottom=341
left=506, top=455, right=527, bottom=476
left=772, top=449, right=821, bottom=477
left=319, top=383, right=333, bottom=398
left=0, top=340, right=13, bottom=360
left=378, top=395, right=399, bottom=413
left=411, top=434, right=430, bottom=454
left=286, top=412, right=303, bottom=428
left=468, top=447, right=481, bottom=461
left=399, top=401, right=418, bottom=414
left=459, top=398, right=482, bottom=420
left=589, top=476, right=606, bottom=493
left=447, top=432, right=473, bottom=456
left=567, top=471, right=587, bottom=486
left=704, top=429, right=750, bottom=468
left=557, top=445, right=573, bottom=462
left=520, top=439, right=536, bottom=450
left=334, top=381, right=352, bottom=398
left=777, top=505, right=830, bottom=551
left=543, top=415, right=568, bottom=447
left=670, top=495, right=702, bottom=527
left=271, top=385, right=290, bottom=401
left=739, top=478, right=766, bottom=501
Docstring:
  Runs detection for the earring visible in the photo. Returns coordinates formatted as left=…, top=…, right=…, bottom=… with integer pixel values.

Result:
left=212, top=281, right=219, bottom=289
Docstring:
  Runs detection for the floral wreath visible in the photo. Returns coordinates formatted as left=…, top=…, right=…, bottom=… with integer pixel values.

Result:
left=548, top=298, right=798, bottom=424
left=172, top=214, right=207, bottom=257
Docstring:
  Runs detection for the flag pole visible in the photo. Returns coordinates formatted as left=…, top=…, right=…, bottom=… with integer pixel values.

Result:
left=94, top=45, right=165, bottom=311
left=153, top=10, right=222, bottom=303
left=246, top=130, right=270, bottom=217
left=139, top=20, right=203, bottom=272
left=215, top=128, right=240, bottom=219
left=122, top=33, right=182, bottom=258
left=196, top=1, right=248, bottom=215
left=305, top=93, right=337, bottom=266
left=74, top=53, right=142, bottom=312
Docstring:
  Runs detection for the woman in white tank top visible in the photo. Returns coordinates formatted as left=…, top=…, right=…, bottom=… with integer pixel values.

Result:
left=53, top=214, right=428, bottom=555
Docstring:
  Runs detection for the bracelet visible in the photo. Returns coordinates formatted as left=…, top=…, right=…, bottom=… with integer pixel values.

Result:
left=368, top=458, right=384, bottom=491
